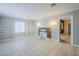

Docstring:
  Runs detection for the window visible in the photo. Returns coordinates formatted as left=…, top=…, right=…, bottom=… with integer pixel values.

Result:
left=15, top=21, right=25, bottom=33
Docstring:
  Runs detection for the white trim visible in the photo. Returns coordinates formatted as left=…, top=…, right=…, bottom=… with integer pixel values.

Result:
left=58, top=15, right=74, bottom=46
left=73, top=44, right=79, bottom=48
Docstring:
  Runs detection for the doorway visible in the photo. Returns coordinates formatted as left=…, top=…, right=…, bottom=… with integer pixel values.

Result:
left=60, top=18, right=71, bottom=44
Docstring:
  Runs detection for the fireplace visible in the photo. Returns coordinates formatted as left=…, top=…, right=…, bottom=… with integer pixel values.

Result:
left=38, top=28, right=51, bottom=38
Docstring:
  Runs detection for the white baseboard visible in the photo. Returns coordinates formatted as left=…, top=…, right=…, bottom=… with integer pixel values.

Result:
left=73, top=44, right=79, bottom=48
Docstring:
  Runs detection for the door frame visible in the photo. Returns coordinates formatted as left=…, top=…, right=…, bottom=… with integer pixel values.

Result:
left=58, top=15, right=73, bottom=46
left=67, top=22, right=71, bottom=35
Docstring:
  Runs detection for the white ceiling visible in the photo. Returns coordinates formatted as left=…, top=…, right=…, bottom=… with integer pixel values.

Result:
left=0, top=3, right=79, bottom=20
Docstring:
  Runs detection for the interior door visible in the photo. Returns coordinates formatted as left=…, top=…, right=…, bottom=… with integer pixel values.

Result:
left=60, top=20, right=64, bottom=34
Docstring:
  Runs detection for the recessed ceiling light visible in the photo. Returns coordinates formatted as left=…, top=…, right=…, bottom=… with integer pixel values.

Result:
left=51, top=3, right=56, bottom=7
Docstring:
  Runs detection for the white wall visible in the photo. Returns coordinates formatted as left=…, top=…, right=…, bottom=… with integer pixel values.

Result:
left=73, top=10, right=79, bottom=47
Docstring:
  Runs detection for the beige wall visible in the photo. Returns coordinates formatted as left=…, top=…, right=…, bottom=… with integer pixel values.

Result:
left=25, top=20, right=36, bottom=36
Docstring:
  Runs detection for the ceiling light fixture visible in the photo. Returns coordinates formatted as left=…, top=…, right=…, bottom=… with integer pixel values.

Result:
left=49, top=21, right=57, bottom=26
left=51, top=3, right=56, bottom=7
left=37, top=23, right=41, bottom=27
